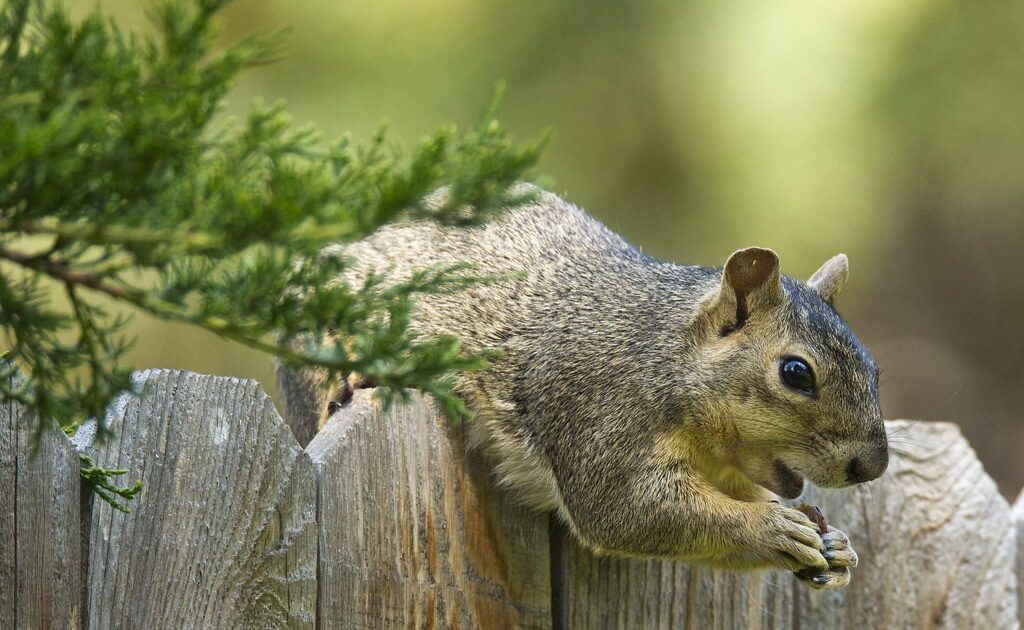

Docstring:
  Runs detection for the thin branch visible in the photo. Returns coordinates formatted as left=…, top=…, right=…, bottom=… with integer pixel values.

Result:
left=0, top=218, right=225, bottom=251
left=0, top=216, right=389, bottom=254
left=1, top=243, right=359, bottom=371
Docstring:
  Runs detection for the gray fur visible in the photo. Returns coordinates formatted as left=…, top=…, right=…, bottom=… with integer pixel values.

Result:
left=280, top=190, right=887, bottom=584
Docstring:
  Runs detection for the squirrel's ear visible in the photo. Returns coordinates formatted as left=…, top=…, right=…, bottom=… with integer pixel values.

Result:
left=807, top=253, right=848, bottom=306
left=723, top=247, right=781, bottom=300
left=705, top=247, right=781, bottom=333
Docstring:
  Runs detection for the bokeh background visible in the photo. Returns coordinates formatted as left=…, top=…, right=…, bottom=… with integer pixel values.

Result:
left=65, top=0, right=1023, bottom=497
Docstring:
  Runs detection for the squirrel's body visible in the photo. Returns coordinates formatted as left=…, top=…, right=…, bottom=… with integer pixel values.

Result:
left=281, top=190, right=887, bottom=588
left=335, top=195, right=719, bottom=513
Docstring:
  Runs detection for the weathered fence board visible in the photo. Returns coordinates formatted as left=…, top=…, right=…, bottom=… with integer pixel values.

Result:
left=569, top=551, right=795, bottom=629
left=307, top=390, right=551, bottom=629
left=797, top=421, right=1018, bottom=629
left=73, top=370, right=317, bottom=629
left=3, top=368, right=1021, bottom=628
left=1014, top=489, right=1024, bottom=627
left=0, top=369, right=82, bottom=629
left=569, top=420, right=1020, bottom=629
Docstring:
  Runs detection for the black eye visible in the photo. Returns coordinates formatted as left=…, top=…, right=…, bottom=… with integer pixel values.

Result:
left=780, top=357, right=816, bottom=393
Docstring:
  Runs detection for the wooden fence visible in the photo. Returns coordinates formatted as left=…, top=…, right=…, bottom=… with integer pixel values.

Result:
left=2, top=368, right=1022, bottom=629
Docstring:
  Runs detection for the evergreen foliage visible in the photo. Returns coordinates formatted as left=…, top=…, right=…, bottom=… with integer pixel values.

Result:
left=0, top=0, right=544, bottom=504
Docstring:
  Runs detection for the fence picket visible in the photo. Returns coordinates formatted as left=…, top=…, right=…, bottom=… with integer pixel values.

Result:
left=2, top=369, right=1020, bottom=629
left=0, top=368, right=83, bottom=629
left=74, top=370, right=317, bottom=629
left=307, top=389, right=552, bottom=629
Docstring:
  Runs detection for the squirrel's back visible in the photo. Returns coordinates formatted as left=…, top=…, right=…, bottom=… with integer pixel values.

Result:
left=334, top=191, right=714, bottom=354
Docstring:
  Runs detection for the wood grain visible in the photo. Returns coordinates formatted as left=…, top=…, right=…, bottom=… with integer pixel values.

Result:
left=0, top=368, right=83, bottom=629
left=74, top=370, right=317, bottom=629
left=307, top=389, right=551, bottom=629
left=570, top=549, right=794, bottom=629
left=569, top=420, right=1019, bottom=629
left=5, top=369, right=1018, bottom=629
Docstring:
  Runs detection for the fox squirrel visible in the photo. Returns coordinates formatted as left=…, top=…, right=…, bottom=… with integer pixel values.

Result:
left=278, top=190, right=888, bottom=589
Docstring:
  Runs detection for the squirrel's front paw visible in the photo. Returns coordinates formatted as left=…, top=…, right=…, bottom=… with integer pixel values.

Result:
left=755, top=503, right=829, bottom=573
left=795, top=527, right=858, bottom=589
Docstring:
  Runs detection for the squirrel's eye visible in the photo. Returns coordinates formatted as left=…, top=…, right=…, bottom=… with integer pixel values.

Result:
left=780, top=357, right=816, bottom=393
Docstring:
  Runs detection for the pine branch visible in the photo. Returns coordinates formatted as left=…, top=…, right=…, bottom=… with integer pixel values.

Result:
left=0, top=0, right=548, bottom=513
left=78, top=454, right=144, bottom=514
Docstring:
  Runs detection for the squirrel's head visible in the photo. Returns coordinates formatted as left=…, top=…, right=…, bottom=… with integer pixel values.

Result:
left=689, top=247, right=887, bottom=499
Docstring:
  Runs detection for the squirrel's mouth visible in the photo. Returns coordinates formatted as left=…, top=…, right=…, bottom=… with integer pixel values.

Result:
left=770, top=460, right=806, bottom=499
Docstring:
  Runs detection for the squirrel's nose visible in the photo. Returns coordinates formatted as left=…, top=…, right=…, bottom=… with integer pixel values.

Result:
left=846, top=458, right=869, bottom=483
left=845, top=447, right=888, bottom=484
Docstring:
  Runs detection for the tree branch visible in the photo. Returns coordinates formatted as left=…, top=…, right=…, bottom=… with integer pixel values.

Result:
left=2, top=243, right=366, bottom=372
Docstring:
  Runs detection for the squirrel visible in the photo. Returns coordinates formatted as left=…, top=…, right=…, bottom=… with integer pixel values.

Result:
left=278, top=189, right=888, bottom=589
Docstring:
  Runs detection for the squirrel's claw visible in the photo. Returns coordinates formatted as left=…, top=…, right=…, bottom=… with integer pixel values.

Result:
left=795, top=526, right=858, bottom=589
left=760, top=504, right=829, bottom=572
left=820, top=529, right=858, bottom=569
left=797, top=566, right=851, bottom=590
left=325, top=374, right=379, bottom=416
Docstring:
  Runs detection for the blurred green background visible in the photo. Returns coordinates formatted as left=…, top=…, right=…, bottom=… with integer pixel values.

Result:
left=65, top=0, right=1023, bottom=496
